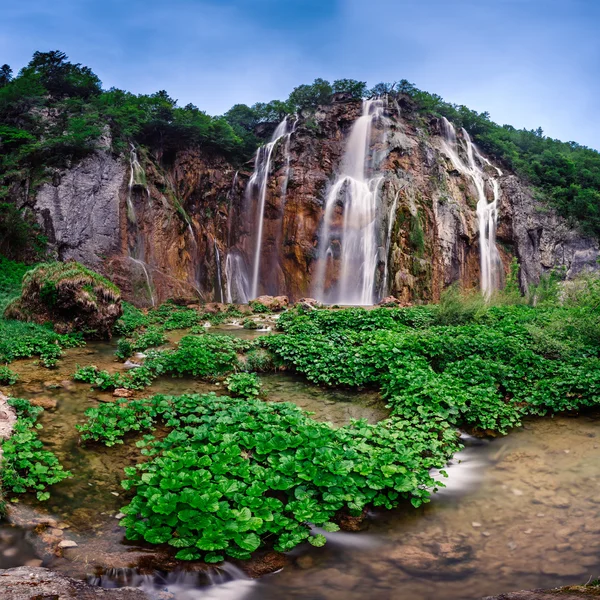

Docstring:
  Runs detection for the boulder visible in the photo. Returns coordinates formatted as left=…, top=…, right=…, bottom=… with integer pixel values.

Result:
left=251, top=295, right=289, bottom=312
left=296, top=298, right=322, bottom=310
left=377, top=296, right=404, bottom=307
left=4, top=262, right=122, bottom=339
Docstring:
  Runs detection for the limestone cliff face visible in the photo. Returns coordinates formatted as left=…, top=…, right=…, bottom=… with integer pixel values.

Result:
left=28, top=99, right=599, bottom=305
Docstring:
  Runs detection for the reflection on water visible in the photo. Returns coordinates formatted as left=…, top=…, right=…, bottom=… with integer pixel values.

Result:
left=2, top=338, right=600, bottom=600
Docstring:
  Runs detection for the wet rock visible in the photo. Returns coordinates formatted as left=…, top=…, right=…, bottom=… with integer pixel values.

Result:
left=113, top=388, right=134, bottom=399
left=243, top=551, right=289, bottom=577
left=388, top=540, right=475, bottom=580
left=252, top=295, right=289, bottom=312
left=57, top=540, right=78, bottom=548
left=377, top=296, right=406, bottom=307
left=483, top=588, right=598, bottom=599
left=338, top=509, right=368, bottom=532
left=0, top=566, right=151, bottom=598
left=28, top=397, right=58, bottom=411
left=296, top=298, right=321, bottom=310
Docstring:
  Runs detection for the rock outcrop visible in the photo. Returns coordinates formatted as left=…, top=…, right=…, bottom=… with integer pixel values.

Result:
left=25, top=99, right=599, bottom=306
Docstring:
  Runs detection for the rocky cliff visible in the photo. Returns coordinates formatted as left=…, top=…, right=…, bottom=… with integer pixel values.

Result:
left=25, top=99, right=600, bottom=305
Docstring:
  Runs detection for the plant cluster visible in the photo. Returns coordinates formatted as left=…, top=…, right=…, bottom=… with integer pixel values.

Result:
left=1, top=397, right=71, bottom=501
left=75, top=334, right=255, bottom=391
left=225, top=373, right=262, bottom=399
left=0, top=365, right=18, bottom=385
left=266, top=291, right=600, bottom=435
left=77, top=393, right=458, bottom=562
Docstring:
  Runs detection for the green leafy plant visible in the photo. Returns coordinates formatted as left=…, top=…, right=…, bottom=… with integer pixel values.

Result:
left=1, top=398, right=71, bottom=500
left=78, top=393, right=458, bottom=561
left=225, top=373, right=262, bottom=399
left=0, top=365, right=18, bottom=385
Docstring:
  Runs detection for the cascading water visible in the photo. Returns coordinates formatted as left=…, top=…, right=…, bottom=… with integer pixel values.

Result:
left=439, top=118, right=502, bottom=297
left=314, top=99, right=389, bottom=305
left=126, top=144, right=156, bottom=306
left=225, top=250, right=249, bottom=304
left=247, top=116, right=296, bottom=299
left=214, top=239, right=224, bottom=303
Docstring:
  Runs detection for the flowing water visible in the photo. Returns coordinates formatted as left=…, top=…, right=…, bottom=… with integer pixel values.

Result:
left=439, top=118, right=502, bottom=297
left=314, top=99, right=389, bottom=306
left=127, top=144, right=157, bottom=306
left=2, top=337, right=600, bottom=599
left=214, top=239, right=224, bottom=303
left=225, top=250, right=250, bottom=304
left=247, top=117, right=297, bottom=300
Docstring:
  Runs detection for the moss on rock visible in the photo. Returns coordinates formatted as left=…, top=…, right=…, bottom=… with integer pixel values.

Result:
left=4, top=261, right=122, bottom=339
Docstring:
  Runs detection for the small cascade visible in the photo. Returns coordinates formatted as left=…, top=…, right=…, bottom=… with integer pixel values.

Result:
left=126, top=144, right=156, bottom=306
left=439, top=118, right=502, bottom=297
left=214, top=238, right=224, bottom=303
left=225, top=250, right=250, bottom=304
left=382, top=189, right=400, bottom=295
left=247, top=116, right=296, bottom=299
left=314, top=99, right=389, bottom=305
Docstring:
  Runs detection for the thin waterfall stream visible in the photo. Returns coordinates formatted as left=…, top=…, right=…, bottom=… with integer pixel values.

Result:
left=439, top=117, right=502, bottom=297
left=247, top=116, right=296, bottom=299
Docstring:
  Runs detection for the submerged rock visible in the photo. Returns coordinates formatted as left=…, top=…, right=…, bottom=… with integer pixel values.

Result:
left=4, top=262, right=122, bottom=339
left=0, top=566, right=154, bottom=599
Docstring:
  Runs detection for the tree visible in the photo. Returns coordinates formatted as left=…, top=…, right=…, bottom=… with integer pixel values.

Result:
left=22, top=50, right=101, bottom=99
left=288, top=78, right=333, bottom=111
left=332, top=79, right=367, bottom=99
left=0, top=65, right=12, bottom=88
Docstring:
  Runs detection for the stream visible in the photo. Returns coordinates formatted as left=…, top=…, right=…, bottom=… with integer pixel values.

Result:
left=1, top=329, right=599, bottom=599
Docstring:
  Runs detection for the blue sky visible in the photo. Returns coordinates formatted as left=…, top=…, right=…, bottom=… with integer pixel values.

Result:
left=2, top=0, right=598, bottom=149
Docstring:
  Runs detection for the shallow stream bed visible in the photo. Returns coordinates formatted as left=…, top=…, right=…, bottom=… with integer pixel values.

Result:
left=1, top=335, right=600, bottom=599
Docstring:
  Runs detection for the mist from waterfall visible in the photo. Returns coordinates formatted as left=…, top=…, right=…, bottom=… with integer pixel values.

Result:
left=314, top=99, right=388, bottom=305
left=439, top=118, right=502, bottom=297
left=247, top=116, right=296, bottom=299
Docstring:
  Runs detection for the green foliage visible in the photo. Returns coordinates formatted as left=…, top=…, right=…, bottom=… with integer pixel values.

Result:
left=0, top=204, right=47, bottom=259
left=225, top=373, right=262, bottom=399
left=0, top=260, right=84, bottom=367
left=1, top=397, right=71, bottom=500
left=114, top=302, right=149, bottom=336
left=77, top=393, right=458, bottom=560
left=267, top=296, right=600, bottom=434
left=288, top=78, right=333, bottom=111
left=433, top=285, right=487, bottom=326
left=75, top=334, right=251, bottom=391
left=249, top=301, right=271, bottom=314
left=0, top=365, right=18, bottom=385
left=0, top=256, right=31, bottom=311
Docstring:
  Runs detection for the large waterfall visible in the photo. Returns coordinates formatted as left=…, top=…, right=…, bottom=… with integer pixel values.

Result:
left=440, top=118, right=502, bottom=297
left=314, top=99, right=389, bottom=305
left=247, top=116, right=296, bottom=299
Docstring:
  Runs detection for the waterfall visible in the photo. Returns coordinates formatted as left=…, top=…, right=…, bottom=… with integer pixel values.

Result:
left=440, top=118, right=502, bottom=298
left=225, top=250, right=249, bottom=304
left=126, top=144, right=156, bottom=306
left=314, top=99, right=388, bottom=305
left=214, top=239, right=224, bottom=303
left=247, top=116, right=296, bottom=299
left=382, top=189, right=400, bottom=295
